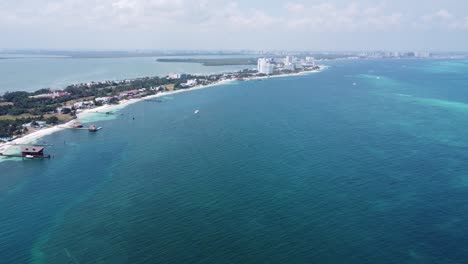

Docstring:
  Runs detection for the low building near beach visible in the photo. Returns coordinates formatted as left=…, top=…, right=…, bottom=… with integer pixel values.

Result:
left=83, top=101, right=95, bottom=107
left=181, top=79, right=198, bottom=88
left=22, top=121, right=47, bottom=129
left=119, top=90, right=141, bottom=98
left=168, top=73, right=187, bottom=79
left=149, top=86, right=165, bottom=92
left=36, top=121, right=47, bottom=128
left=73, top=101, right=94, bottom=109
left=22, top=123, right=31, bottom=128
left=21, top=146, right=45, bottom=158
left=73, top=102, right=84, bottom=109
left=60, top=107, right=72, bottom=114
left=188, top=79, right=198, bottom=86
left=30, top=91, right=70, bottom=99
left=95, top=97, right=111, bottom=104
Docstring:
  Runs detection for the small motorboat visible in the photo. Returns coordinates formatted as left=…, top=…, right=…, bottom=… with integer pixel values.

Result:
left=24, top=155, right=34, bottom=159
left=72, top=121, right=83, bottom=128
left=88, top=125, right=101, bottom=132
left=194, top=110, right=200, bottom=114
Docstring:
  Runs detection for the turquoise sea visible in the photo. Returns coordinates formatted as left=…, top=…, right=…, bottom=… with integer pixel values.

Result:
left=2, top=59, right=468, bottom=263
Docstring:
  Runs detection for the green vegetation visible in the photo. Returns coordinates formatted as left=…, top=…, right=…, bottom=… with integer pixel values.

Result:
left=0, top=74, right=205, bottom=137
left=0, top=65, right=320, bottom=139
left=0, top=118, right=33, bottom=137
left=157, top=58, right=258, bottom=66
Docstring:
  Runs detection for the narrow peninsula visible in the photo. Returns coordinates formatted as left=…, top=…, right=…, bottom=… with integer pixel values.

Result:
left=0, top=56, right=322, bottom=151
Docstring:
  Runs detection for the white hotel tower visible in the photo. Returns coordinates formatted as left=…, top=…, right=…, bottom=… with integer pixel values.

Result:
left=257, top=58, right=274, bottom=75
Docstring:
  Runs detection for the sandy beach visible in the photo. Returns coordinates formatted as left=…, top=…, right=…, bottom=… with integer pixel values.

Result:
left=0, top=79, right=235, bottom=156
left=0, top=68, right=324, bottom=157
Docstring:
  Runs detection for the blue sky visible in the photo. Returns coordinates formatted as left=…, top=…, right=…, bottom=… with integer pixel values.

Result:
left=1, top=0, right=467, bottom=51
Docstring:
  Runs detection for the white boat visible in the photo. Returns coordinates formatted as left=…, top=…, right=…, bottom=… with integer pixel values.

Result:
left=88, top=125, right=101, bottom=132
left=194, top=110, right=200, bottom=114
left=25, top=155, right=34, bottom=159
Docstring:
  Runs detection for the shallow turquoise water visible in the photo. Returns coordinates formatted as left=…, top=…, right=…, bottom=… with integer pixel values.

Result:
left=0, top=55, right=252, bottom=93
left=2, top=59, right=468, bottom=263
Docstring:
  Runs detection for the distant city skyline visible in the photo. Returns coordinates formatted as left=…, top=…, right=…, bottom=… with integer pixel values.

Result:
left=1, top=0, right=468, bottom=51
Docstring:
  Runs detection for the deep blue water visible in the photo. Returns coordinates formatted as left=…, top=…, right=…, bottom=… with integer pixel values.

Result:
left=2, top=59, right=468, bottom=263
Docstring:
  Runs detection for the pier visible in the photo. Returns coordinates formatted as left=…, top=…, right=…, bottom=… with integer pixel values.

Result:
left=0, top=153, right=51, bottom=159
left=4, top=143, right=54, bottom=147
left=64, top=127, right=102, bottom=131
left=0, top=145, right=51, bottom=159
left=59, top=125, right=103, bottom=132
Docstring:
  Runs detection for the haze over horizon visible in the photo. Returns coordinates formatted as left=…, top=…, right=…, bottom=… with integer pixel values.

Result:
left=1, top=0, right=468, bottom=51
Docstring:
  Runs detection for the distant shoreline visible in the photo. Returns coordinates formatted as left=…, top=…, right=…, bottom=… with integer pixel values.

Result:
left=156, top=58, right=258, bottom=66
left=0, top=67, right=325, bottom=159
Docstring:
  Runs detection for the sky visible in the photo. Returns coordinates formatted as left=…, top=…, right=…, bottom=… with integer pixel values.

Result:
left=1, top=0, right=468, bottom=51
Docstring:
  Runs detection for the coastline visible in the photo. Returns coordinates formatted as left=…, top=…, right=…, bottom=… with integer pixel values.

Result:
left=0, top=67, right=324, bottom=158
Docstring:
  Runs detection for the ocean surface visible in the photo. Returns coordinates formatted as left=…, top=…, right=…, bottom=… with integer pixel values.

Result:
left=2, top=59, right=468, bottom=263
left=0, top=55, right=252, bottom=93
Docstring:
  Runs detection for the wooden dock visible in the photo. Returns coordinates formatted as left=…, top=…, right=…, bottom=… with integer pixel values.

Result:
left=0, top=144, right=52, bottom=160
left=58, top=126, right=103, bottom=131
left=0, top=153, right=51, bottom=159
left=4, top=143, right=54, bottom=147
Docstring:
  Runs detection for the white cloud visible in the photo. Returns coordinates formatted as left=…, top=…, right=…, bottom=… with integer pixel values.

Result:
left=422, top=9, right=453, bottom=22
left=0, top=1, right=407, bottom=32
left=285, top=3, right=305, bottom=13
left=227, top=10, right=277, bottom=29
left=417, top=9, right=468, bottom=30
left=283, top=2, right=402, bottom=32
left=1, top=0, right=468, bottom=49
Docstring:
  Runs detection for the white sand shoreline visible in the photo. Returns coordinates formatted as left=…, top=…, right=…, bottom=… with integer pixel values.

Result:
left=0, top=67, right=325, bottom=157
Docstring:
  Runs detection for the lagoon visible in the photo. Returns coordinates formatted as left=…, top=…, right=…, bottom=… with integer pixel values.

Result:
left=0, top=55, right=252, bottom=93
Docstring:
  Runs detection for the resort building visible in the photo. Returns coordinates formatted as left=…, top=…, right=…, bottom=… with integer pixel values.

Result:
left=284, top=63, right=296, bottom=71
left=95, top=97, right=111, bottom=104
left=414, top=52, right=432, bottom=58
left=186, top=79, right=198, bottom=86
left=73, top=101, right=94, bottom=109
left=29, top=91, right=70, bottom=99
left=168, top=73, right=187, bottom=79
left=181, top=79, right=198, bottom=87
left=119, top=90, right=140, bottom=98
left=22, top=121, right=47, bottom=129
left=36, top=121, right=47, bottom=128
left=257, top=58, right=274, bottom=75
